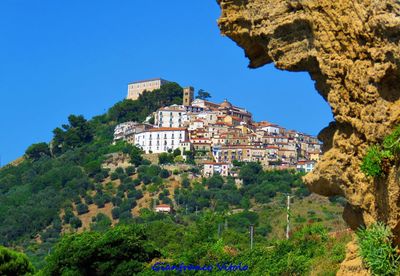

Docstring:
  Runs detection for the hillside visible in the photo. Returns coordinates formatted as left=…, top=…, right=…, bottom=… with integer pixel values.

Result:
left=0, top=83, right=353, bottom=275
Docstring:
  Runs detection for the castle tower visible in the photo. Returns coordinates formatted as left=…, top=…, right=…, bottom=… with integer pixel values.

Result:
left=183, top=86, right=194, bottom=106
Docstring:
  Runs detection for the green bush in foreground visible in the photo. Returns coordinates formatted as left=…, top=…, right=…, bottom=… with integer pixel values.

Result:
left=0, top=246, right=34, bottom=276
left=357, top=222, right=400, bottom=275
left=41, top=225, right=160, bottom=275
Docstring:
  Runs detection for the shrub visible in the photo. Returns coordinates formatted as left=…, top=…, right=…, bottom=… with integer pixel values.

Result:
left=110, top=172, right=119, bottom=181
left=76, top=203, right=89, bottom=215
left=357, top=222, right=400, bottom=275
left=112, top=207, right=121, bottom=219
left=94, top=195, right=106, bottom=208
left=141, top=175, right=151, bottom=185
left=151, top=176, right=163, bottom=185
left=112, top=196, right=122, bottom=207
left=159, top=169, right=170, bottom=179
left=63, top=208, right=75, bottom=224
left=119, top=211, right=133, bottom=221
left=360, top=145, right=387, bottom=177
left=90, top=213, right=112, bottom=232
left=132, top=179, right=141, bottom=186
left=125, top=166, right=135, bottom=176
left=115, top=167, right=125, bottom=175
left=182, top=177, right=190, bottom=188
left=103, top=193, right=112, bottom=203
left=84, top=195, right=93, bottom=205
left=158, top=153, right=174, bottom=164
left=70, top=216, right=82, bottom=229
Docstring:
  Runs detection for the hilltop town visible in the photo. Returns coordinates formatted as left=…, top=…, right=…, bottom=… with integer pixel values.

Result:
left=115, top=78, right=322, bottom=177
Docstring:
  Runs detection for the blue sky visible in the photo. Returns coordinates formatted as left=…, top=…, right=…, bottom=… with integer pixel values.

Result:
left=0, top=0, right=332, bottom=165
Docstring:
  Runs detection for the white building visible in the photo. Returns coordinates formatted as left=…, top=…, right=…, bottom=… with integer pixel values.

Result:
left=135, top=127, right=188, bottom=153
left=114, top=122, right=137, bottom=142
left=203, top=162, right=231, bottom=177
left=155, top=105, right=188, bottom=128
left=260, top=124, right=281, bottom=135
left=113, top=122, right=152, bottom=144
left=296, top=160, right=316, bottom=173
left=155, top=204, right=172, bottom=213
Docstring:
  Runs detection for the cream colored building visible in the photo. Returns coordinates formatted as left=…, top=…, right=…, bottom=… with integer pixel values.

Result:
left=127, top=78, right=169, bottom=100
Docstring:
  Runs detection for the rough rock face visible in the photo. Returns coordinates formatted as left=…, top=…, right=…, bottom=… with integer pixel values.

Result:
left=217, top=0, right=400, bottom=240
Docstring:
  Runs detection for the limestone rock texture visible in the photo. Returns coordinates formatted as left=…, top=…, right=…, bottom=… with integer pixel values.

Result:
left=217, top=0, right=400, bottom=241
left=337, top=238, right=370, bottom=276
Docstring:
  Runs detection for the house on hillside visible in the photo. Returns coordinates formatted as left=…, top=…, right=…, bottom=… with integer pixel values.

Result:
left=203, top=162, right=231, bottom=177
left=155, top=204, right=172, bottom=213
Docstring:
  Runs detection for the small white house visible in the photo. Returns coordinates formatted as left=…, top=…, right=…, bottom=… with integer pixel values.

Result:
left=155, top=204, right=172, bottom=213
left=296, top=160, right=316, bottom=173
left=203, top=162, right=231, bottom=177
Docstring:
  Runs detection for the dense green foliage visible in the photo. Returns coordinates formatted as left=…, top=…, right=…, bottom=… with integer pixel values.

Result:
left=0, top=84, right=183, bottom=249
left=25, top=143, right=51, bottom=161
left=42, top=224, right=160, bottom=276
left=135, top=214, right=347, bottom=275
left=357, top=222, right=400, bottom=275
left=174, top=164, right=307, bottom=215
left=0, top=246, right=34, bottom=276
left=52, top=115, right=94, bottom=156
left=361, top=125, right=400, bottom=177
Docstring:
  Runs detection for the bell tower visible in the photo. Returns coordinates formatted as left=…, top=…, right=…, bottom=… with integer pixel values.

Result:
left=183, top=86, right=194, bottom=106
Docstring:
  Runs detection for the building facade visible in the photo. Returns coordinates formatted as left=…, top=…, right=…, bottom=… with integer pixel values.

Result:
left=155, top=105, right=188, bottom=128
left=203, top=162, right=231, bottom=177
left=113, top=122, right=152, bottom=144
left=127, top=78, right=169, bottom=100
left=134, top=127, right=188, bottom=153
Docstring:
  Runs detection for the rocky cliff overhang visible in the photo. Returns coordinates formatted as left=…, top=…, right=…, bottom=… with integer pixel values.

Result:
left=217, top=0, right=400, bottom=241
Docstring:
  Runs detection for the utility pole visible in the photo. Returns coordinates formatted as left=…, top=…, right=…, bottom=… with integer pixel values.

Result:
left=250, top=225, right=254, bottom=250
left=218, top=223, right=222, bottom=238
left=286, top=195, right=292, bottom=240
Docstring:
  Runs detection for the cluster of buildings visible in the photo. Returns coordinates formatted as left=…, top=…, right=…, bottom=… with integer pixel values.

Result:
left=116, top=78, right=322, bottom=176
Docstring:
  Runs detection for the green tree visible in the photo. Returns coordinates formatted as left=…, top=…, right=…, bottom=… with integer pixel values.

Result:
left=25, top=142, right=51, bottom=161
left=0, top=246, right=34, bottom=276
left=42, top=225, right=161, bottom=275
left=158, top=153, right=173, bottom=164
left=90, top=213, right=112, bottom=232
left=70, top=216, right=82, bottom=229
left=207, top=174, right=224, bottom=189
left=196, top=89, right=212, bottom=100
left=76, top=203, right=89, bottom=215
left=130, top=146, right=144, bottom=167
left=52, top=115, right=94, bottom=155
left=239, top=162, right=263, bottom=185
